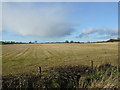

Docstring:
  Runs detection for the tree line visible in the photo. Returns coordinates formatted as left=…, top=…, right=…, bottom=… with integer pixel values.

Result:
left=1, top=38, right=119, bottom=44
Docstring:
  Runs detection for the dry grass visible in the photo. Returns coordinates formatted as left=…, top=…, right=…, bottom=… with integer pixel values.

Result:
left=2, top=42, right=118, bottom=76
left=90, top=69, right=118, bottom=88
left=2, top=63, right=119, bottom=89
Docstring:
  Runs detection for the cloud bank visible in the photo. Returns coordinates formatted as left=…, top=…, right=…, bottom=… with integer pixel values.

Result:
left=77, top=28, right=118, bottom=39
left=2, top=3, right=78, bottom=38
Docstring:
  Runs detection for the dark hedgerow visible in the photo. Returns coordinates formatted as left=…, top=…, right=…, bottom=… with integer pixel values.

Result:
left=2, top=63, right=119, bottom=89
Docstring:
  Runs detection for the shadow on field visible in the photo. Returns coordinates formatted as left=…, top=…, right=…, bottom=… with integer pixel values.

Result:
left=2, top=63, right=119, bottom=89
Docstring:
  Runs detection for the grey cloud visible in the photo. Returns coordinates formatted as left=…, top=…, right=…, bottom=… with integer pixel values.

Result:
left=77, top=28, right=118, bottom=39
left=2, top=3, right=78, bottom=38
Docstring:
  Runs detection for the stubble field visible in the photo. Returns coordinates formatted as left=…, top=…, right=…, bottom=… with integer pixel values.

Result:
left=2, top=42, right=118, bottom=76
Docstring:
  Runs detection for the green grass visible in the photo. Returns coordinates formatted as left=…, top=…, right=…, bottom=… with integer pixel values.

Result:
left=2, top=42, right=118, bottom=76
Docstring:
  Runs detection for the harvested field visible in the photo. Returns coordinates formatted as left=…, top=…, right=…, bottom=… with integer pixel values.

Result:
left=2, top=42, right=118, bottom=76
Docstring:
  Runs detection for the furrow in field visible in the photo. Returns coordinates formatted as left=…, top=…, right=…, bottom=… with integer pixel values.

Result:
left=37, top=45, right=44, bottom=58
left=12, top=46, right=31, bottom=59
left=39, top=44, right=63, bottom=59
left=2, top=45, right=19, bottom=56
left=35, top=45, right=43, bottom=59
left=31, top=45, right=38, bottom=59
left=33, top=44, right=47, bottom=60
left=40, top=45, right=53, bottom=58
left=3, top=45, right=28, bottom=59
left=17, top=45, right=36, bottom=59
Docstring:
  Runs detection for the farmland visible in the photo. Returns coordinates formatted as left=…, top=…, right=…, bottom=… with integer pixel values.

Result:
left=2, top=42, right=118, bottom=76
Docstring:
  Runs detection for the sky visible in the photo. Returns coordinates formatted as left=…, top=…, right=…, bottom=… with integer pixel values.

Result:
left=1, top=2, right=118, bottom=42
left=2, top=0, right=120, bottom=2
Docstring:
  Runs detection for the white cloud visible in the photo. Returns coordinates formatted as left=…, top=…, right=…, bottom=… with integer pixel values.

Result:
left=77, top=28, right=118, bottom=39
left=2, top=3, right=78, bottom=38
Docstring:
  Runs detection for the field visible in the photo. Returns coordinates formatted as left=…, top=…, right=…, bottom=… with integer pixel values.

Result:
left=2, top=42, right=118, bottom=76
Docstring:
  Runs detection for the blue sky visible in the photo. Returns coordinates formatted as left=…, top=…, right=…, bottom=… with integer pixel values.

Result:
left=2, top=2, right=118, bottom=42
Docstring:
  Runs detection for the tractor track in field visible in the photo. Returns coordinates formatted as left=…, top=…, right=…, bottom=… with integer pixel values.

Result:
left=2, top=46, right=19, bottom=56
left=32, top=45, right=39, bottom=59
left=2, top=46, right=28, bottom=59
left=18, top=45, right=39, bottom=59
left=35, top=45, right=42, bottom=59
left=37, top=45, right=44, bottom=58
left=39, top=45, right=62, bottom=59
left=41, top=47, right=53, bottom=58
left=13, top=46, right=31, bottom=59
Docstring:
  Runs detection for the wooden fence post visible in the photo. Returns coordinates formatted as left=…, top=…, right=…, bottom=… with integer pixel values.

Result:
left=38, top=66, right=41, bottom=78
left=90, top=60, right=94, bottom=75
left=91, top=60, right=93, bottom=69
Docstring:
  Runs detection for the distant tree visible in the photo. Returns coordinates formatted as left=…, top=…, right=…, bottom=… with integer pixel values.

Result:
left=29, top=41, right=32, bottom=44
left=35, top=41, right=37, bottom=43
left=10, top=41, right=15, bottom=44
left=70, top=40, right=74, bottom=43
left=65, top=40, right=69, bottom=43
left=87, top=41, right=90, bottom=43
left=77, top=41, right=80, bottom=43
left=107, top=39, right=119, bottom=42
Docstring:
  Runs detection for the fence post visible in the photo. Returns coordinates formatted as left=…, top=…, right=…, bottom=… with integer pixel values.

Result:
left=90, top=60, right=94, bottom=76
left=38, top=66, right=41, bottom=78
left=91, top=60, right=93, bottom=69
